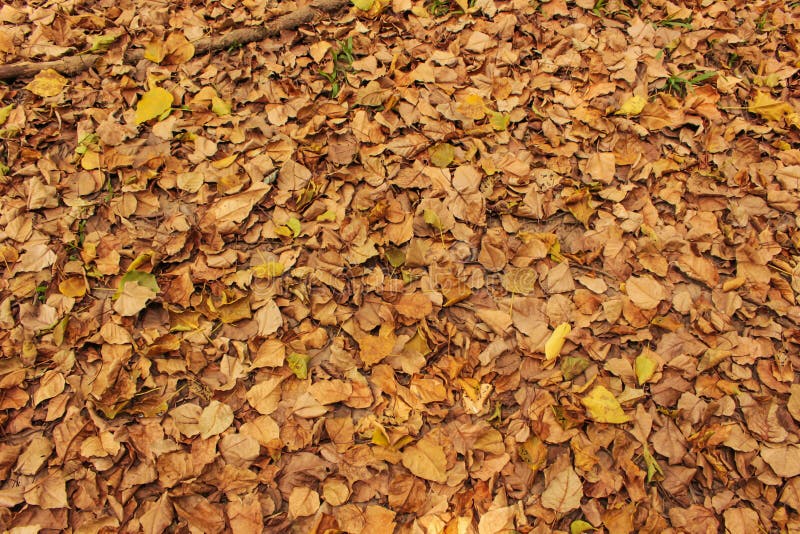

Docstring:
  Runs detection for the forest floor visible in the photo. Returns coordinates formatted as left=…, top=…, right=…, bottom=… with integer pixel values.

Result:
left=1, top=0, right=800, bottom=532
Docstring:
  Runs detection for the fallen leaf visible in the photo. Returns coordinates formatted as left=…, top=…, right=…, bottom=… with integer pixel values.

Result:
left=26, top=69, right=68, bottom=97
left=135, top=87, right=174, bottom=124
left=351, top=0, right=375, bottom=10
left=626, top=274, right=666, bottom=310
left=502, top=267, right=538, bottom=295
left=429, top=143, right=455, bottom=167
left=748, top=91, right=795, bottom=122
left=198, top=400, right=234, bottom=439
left=545, top=323, right=571, bottom=361
left=615, top=94, right=647, bottom=116
left=761, top=445, right=800, bottom=477
left=582, top=386, right=631, bottom=424
left=287, top=352, right=310, bottom=380
left=541, top=462, right=583, bottom=513
left=58, top=276, right=87, bottom=298
left=401, top=435, right=448, bottom=483
left=289, top=487, right=320, bottom=518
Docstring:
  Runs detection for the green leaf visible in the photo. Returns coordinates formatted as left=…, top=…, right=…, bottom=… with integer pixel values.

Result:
left=351, top=0, right=375, bottom=10
left=570, top=520, right=595, bottom=534
left=561, top=355, right=590, bottom=381
left=0, top=104, right=14, bottom=126
left=385, top=246, right=405, bottom=268
left=114, top=270, right=159, bottom=300
left=90, top=34, right=117, bottom=53
left=489, top=111, right=510, bottom=131
left=642, top=444, right=664, bottom=483
left=423, top=209, right=444, bottom=232
left=211, top=96, right=231, bottom=116
left=429, top=143, right=455, bottom=168
left=287, top=352, right=310, bottom=380
left=286, top=217, right=302, bottom=238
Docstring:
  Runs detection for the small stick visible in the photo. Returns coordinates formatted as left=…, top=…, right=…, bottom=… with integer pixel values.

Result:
left=0, top=0, right=350, bottom=82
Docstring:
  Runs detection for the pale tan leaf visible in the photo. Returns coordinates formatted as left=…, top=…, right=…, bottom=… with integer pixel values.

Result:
left=288, top=487, right=320, bottom=518
left=541, top=462, right=583, bottom=513
left=198, top=400, right=233, bottom=439
left=401, top=435, right=448, bottom=483
left=626, top=274, right=667, bottom=310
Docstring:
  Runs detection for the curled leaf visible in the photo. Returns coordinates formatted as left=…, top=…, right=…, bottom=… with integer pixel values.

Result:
left=544, top=323, right=571, bottom=361
left=288, top=352, right=310, bottom=380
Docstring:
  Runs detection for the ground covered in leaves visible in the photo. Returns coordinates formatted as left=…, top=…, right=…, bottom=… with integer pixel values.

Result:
left=1, top=0, right=800, bottom=532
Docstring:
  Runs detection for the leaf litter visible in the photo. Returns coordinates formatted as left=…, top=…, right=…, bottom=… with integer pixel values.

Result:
left=0, top=0, right=800, bottom=532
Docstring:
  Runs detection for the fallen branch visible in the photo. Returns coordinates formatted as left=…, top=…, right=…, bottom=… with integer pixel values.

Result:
left=0, top=0, right=350, bottom=82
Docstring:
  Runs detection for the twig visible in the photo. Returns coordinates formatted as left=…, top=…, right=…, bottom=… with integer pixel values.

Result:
left=0, top=0, right=350, bottom=82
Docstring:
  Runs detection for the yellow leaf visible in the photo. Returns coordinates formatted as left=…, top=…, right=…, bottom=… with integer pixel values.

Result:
left=143, top=39, right=166, bottom=63
left=275, top=225, right=293, bottom=238
left=371, top=423, right=391, bottom=446
left=252, top=261, right=285, bottom=278
left=582, top=386, right=630, bottom=424
left=316, top=210, right=336, bottom=222
left=544, top=323, right=571, bottom=361
left=58, top=277, right=87, bottom=298
left=211, top=96, right=231, bottom=116
left=26, top=69, right=68, bottom=97
left=135, top=87, right=174, bottom=124
left=615, top=94, right=647, bottom=116
left=748, top=91, right=795, bottom=122
left=81, top=149, right=100, bottom=170
left=89, top=34, right=117, bottom=53
left=351, top=0, right=375, bottom=9
left=286, top=217, right=302, bottom=237
left=423, top=209, right=444, bottom=231
left=287, top=352, right=310, bottom=380
left=571, top=520, right=595, bottom=534
left=518, top=435, right=547, bottom=472
left=634, top=349, right=658, bottom=385
left=212, top=153, right=237, bottom=169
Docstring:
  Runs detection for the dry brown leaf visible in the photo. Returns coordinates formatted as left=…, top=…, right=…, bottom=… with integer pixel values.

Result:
left=541, top=459, right=583, bottom=513
left=198, top=400, right=234, bottom=439
left=401, top=435, right=448, bottom=483
left=288, top=487, right=320, bottom=518
left=626, top=274, right=667, bottom=310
